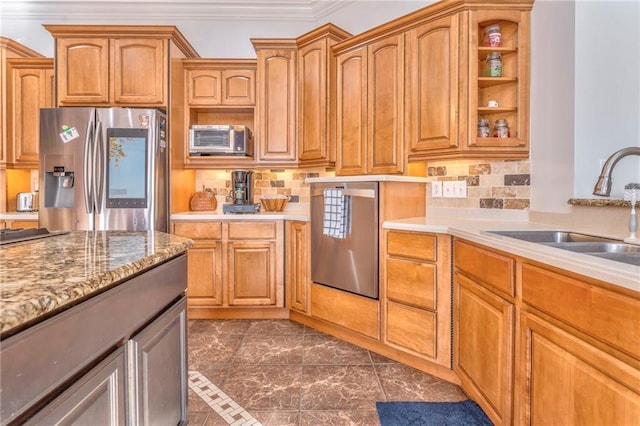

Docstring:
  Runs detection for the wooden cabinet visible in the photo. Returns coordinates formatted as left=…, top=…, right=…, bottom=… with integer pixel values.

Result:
left=1, top=37, right=45, bottom=166
left=173, top=222, right=223, bottom=308
left=406, top=5, right=531, bottom=160
left=252, top=39, right=298, bottom=164
left=185, top=59, right=255, bottom=106
left=296, top=24, right=351, bottom=167
left=45, top=25, right=198, bottom=107
left=182, top=59, right=257, bottom=169
left=1, top=219, right=39, bottom=230
left=383, top=230, right=452, bottom=369
left=517, top=262, right=640, bottom=425
left=285, top=220, right=310, bottom=313
left=172, top=220, right=284, bottom=316
left=335, top=33, right=405, bottom=175
left=453, top=239, right=516, bottom=426
left=6, top=58, right=54, bottom=168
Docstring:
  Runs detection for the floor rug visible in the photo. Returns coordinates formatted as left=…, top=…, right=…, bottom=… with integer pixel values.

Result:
left=376, top=400, right=493, bottom=426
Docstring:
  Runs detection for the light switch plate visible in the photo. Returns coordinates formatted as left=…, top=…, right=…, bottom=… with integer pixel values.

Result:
left=431, top=181, right=443, bottom=197
left=443, top=181, right=467, bottom=198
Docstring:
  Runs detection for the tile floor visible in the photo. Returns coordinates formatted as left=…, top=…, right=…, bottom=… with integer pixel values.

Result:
left=187, top=319, right=467, bottom=426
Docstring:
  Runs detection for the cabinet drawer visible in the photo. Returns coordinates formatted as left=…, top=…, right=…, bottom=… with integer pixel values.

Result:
left=172, top=222, right=221, bottom=240
left=386, top=257, right=436, bottom=310
left=387, top=231, right=436, bottom=261
left=228, top=221, right=277, bottom=240
left=521, top=263, right=640, bottom=360
left=454, top=239, right=514, bottom=297
left=386, top=301, right=436, bottom=358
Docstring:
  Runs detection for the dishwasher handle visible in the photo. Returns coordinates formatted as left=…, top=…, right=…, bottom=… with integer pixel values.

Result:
left=311, top=188, right=376, bottom=198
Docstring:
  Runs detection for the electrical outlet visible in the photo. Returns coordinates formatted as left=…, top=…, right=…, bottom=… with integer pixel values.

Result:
left=431, top=181, right=443, bottom=197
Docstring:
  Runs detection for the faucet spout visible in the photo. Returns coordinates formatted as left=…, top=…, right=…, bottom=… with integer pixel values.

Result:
left=593, top=147, right=640, bottom=197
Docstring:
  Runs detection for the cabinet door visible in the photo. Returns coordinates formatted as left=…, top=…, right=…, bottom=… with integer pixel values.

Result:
left=8, top=59, right=54, bottom=167
left=56, top=38, right=110, bottom=105
left=187, top=69, right=222, bottom=105
left=367, top=34, right=404, bottom=174
left=255, top=47, right=297, bottom=162
left=335, top=46, right=367, bottom=175
left=187, top=242, right=223, bottom=307
left=454, top=271, right=514, bottom=426
left=285, top=221, right=309, bottom=313
left=222, top=69, right=255, bottom=105
left=297, top=39, right=329, bottom=164
left=25, top=347, right=126, bottom=426
left=111, top=38, right=166, bottom=105
left=519, top=313, right=640, bottom=426
left=406, top=14, right=459, bottom=153
left=227, top=240, right=278, bottom=306
left=130, top=298, right=187, bottom=426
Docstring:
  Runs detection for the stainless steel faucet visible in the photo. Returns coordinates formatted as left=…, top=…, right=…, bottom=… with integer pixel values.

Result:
left=592, top=147, right=640, bottom=196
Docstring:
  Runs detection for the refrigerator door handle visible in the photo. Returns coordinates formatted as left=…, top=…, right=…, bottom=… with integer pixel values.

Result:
left=83, top=118, right=94, bottom=214
left=94, top=120, right=105, bottom=214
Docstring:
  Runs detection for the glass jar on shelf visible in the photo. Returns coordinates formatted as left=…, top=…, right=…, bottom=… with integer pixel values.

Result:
left=493, top=119, right=510, bottom=138
left=485, top=52, right=502, bottom=77
left=484, top=24, right=502, bottom=47
left=477, top=118, right=491, bottom=138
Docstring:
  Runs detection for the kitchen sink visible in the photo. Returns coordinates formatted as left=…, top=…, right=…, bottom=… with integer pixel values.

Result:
left=486, top=230, right=640, bottom=267
left=486, top=230, right=619, bottom=244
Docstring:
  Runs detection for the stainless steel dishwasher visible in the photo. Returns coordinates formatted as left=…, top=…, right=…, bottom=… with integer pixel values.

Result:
left=310, top=181, right=379, bottom=299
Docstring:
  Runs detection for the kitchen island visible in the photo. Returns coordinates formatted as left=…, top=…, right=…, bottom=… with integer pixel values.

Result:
left=0, top=230, right=193, bottom=425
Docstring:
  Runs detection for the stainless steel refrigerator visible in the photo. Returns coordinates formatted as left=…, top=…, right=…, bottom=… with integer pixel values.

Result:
left=39, top=108, right=169, bottom=232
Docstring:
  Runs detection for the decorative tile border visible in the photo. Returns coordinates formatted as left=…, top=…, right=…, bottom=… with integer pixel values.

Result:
left=188, top=370, right=262, bottom=426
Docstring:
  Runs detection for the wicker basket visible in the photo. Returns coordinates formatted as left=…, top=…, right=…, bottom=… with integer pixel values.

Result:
left=260, top=195, right=289, bottom=212
left=190, top=187, right=217, bottom=211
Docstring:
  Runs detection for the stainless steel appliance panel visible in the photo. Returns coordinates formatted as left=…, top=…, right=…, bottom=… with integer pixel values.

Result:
left=39, top=108, right=168, bottom=232
left=310, top=181, right=379, bottom=299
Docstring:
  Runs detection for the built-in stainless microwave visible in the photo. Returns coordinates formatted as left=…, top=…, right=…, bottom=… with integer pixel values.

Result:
left=189, top=125, right=254, bottom=156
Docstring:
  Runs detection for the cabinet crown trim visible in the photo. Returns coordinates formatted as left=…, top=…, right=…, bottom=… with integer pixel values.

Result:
left=43, top=24, right=200, bottom=57
left=295, top=23, right=352, bottom=46
left=0, top=36, right=44, bottom=57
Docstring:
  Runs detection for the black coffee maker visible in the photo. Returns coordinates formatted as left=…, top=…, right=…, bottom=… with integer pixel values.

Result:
left=223, top=170, right=261, bottom=214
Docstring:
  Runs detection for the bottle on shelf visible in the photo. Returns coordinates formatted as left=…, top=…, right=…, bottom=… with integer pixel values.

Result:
left=484, top=24, right=502, bottom=47
left=477, top=118, right=491, bottom=138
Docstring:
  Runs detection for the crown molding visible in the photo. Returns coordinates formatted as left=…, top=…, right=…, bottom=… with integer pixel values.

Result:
left=1, top=0, right=356, bottom=21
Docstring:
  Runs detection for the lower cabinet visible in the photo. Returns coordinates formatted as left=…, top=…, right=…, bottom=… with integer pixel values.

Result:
left=383, top=230, right=452, bottom=368
left=172, top=220, right=285, bottom=315
left=453, top=237, right=640, bottom=426
left=25, top=298, right=187, bottom=425
left=453, top=239, right=516, bottom=426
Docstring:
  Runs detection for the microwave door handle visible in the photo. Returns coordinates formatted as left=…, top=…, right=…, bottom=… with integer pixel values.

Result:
left=93, top=120, right=104, bottom=214
left=83, top=119, right=94, bottom=214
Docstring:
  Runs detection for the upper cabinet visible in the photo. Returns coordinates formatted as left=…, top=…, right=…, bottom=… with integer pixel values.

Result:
left=186, top=60, right=255, bottom=106
left=44, top=25, right=199, bottom=107
left=6, top=58, right=54, bottom=168
left=296, top=24, right=351, bottom=167
left=0, top=37, right=46, bottom=167
left=405, top=2, right=532, bottom=160
left=334, top=33, right=405, bottom=176
left=252, top=39, right=298, bottom=165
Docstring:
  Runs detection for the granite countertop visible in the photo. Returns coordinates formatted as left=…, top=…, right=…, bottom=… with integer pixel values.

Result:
left=383, top=216, right=640, bottom=294
left=0, top=231, right=194, bottom=336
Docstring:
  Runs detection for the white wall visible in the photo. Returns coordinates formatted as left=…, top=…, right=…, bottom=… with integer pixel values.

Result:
left=530, top=0, right=576, bottom=213
left=573, top=0, right=640, bottom=199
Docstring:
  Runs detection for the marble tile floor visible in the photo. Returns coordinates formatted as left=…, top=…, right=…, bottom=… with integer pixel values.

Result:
left=187, top=319, right=467, bottom=426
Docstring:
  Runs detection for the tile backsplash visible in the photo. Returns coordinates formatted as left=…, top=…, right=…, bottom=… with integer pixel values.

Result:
left=194, top=168, right=335, bottom=205
left=193, top=159, right=530, bottom=211
left=426, top=159, right=530, bottom=210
